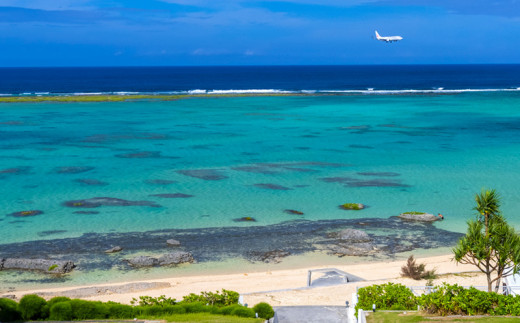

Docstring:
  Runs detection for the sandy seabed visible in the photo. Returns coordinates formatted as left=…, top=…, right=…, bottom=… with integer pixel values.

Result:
left=7, top=254, right=487, bottom=306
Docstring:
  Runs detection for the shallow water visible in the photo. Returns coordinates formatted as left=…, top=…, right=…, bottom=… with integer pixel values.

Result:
left=1, top=93, right=520, bottom=288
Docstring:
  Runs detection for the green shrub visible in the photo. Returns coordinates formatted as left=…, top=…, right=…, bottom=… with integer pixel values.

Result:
left=231, top=306, right=256, bottom=318
left=219, top=304, right=243, bottom=315
left=18, top=294, right=47, bottom=320
left=0, top=298, right=22, bottom=322
left=253, top=302, right=274, bottom=319
left=181, top=289, right=239, bottom=307
left=130, top=295, right=176, bottom=306
left=142, top=305, right=167, bottom=316
left=181, top=302, right=211, bottom=313
left=355, top=283, right=417, bottom=312
left=161, top=305, right=187, bottom=315
left=69, top=299, right=108, bottom=320
left=106, top=302, right=134, bottom=319
left=42, top=296, right=72, bottom=317
left=49, top=301, right=73, bottom=321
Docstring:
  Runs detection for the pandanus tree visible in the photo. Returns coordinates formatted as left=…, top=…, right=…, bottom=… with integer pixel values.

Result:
left=454, top=189, right=520, bottom=292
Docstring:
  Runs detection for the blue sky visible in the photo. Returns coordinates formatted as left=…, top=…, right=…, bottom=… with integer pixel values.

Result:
left=1, top=0, right=519, bottom=66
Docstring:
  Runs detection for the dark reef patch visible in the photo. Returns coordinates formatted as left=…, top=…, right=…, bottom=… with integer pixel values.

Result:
left=82, top=133, right=168, bottom=143
left=73, top=211, right=100, bottom=215
left=253, top=183, right=292, bottom=190
left=54, top=166, right=95, bottom=174
left=37, top=230, right=67, bottom=237
left=144, top=179, right=176, bottom=185
left=320, top=176, right=409, bottom=188
left=176, top=169, right=228, bottom=181
left=74, top=179, right=109, bottom=186
left=233, top=217, right=257, bottom=222
left=349, top=144, right=374, bottom=149
left=0, top=166, right=32, bottom=175
left=150, top=193, right=194, bottom=198
left=0, top=217, right=463, bottom=275
left=357, top=172, right=400, bottom=177
left=7, top=210, right=43, bottom=217
left=115, top=151, right=162, bottom=159
left=63, top=197, right=160, bottom=208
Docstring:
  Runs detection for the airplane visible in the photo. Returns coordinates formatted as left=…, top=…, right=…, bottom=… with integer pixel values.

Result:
left=375, top=30, right=403, bottom=43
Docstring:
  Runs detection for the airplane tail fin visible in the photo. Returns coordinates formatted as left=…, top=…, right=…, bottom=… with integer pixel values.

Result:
left=375, top=30, right=381, bottom=39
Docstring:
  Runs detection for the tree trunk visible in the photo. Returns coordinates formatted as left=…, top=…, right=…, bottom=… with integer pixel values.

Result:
left=495, top=276, right=502, bottom=294
left=487, top=272, right=493, bottom=292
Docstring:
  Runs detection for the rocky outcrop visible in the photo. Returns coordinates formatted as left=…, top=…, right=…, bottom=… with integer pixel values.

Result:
left=0, top=258, right=75, bottom=274
left=158, top=252, right=194, bottom=266
left=337, top=229, right=372, bottom=242
left=398, top=212, right=439, bottom=222
left=104, top=246, right=123, bottom=253
left=126, top=256, right=159, bottom=267
left=126, top=252, right=194, bottom=268
left=339, top=203, right=365, bottom=210
left=166, top=239, right=181, bottom=246
left=249, top=250, right=291, bottom=264
left=328, top=229, right=375, bottom=257
left=329, top=242, right=376, bottom=257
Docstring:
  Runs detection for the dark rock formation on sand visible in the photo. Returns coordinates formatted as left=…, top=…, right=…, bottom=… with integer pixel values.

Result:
left=0, top=258, right=75, bottom=274
left=328, top=229, right=375, bottom=257
left=249, top=249, right=291, bottom=264
left=126, top=251, right=193, bottom=268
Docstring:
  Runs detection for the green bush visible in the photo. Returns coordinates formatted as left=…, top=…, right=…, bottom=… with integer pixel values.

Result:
left=130, top=295, right=176, bottom=306
left=106, top=302, right=134, bottom=319
left=253, top=302, right=274, bottom=319
left=0, top=298, right=22, bottom=322
left=42, top=296, right=72, bottom=318
left=18, top=294, right=47, bottom=320
left=49, top=301, right=73, bottom=321
left=181, top=302, right=211, bottom=313
left=231, top=306, right=256, bottom=318
left=355, top=283, right=417, bottom=313
left=219, top=304, right=243, bottom=315
left=69, top=299, right=108, bottom=320
left=181, top=289, right=239, bottom=307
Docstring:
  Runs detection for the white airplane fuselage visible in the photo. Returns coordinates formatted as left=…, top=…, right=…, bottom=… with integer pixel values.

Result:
left=375, top=30, right=403, bottom=43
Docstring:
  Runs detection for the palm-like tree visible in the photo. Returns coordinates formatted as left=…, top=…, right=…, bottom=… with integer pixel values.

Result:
left=474, top=189, right=501, bottom=236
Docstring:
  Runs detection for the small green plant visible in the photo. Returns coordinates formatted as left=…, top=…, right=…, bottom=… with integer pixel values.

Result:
left=49, top=302, right=73, bottom=321
left=402, top=211, right=426, bottom=215
left=401, top=255, right=436, bottom=280
left=130, top=295, right=177, bottom=306
left=253, top=302, right=274, bottom=319
left=48, top=264, right=58, bottom=271
left=340, top=203, right=363, bottom=210
left=181, top=289, right=239, bottom=307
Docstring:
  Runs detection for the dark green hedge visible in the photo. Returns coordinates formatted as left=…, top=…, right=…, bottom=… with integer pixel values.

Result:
left=0, top=294, right=271, bottom=322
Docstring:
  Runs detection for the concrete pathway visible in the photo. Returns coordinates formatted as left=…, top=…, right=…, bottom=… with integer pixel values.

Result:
left=273, top=306, right=351, bottom=323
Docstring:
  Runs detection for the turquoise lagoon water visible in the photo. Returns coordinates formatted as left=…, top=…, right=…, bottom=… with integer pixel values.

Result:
left=1, top=92, right=520, bottom=246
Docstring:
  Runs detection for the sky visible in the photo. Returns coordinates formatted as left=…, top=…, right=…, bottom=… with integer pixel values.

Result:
left=1, top=0, right=520, bottom=66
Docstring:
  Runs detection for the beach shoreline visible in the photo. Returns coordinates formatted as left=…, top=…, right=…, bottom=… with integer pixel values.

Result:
left=2, top=253, right=486, bottom=306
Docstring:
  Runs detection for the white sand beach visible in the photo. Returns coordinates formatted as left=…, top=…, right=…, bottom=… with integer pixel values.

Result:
left=7, top=254, right=487, bottom=306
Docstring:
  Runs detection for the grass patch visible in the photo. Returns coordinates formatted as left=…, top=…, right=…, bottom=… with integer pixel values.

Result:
left=402, top=211, right=426, bottom=215
left=366, top=311, right=520, bottom=322
left=156, top=312, right=264, bottom=322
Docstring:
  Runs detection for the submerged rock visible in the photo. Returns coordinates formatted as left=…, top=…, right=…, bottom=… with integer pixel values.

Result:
left=151, top=193, right=194, bottom=198
left=0, top=258, right=75, bottom=274
left=104, top=246, right=123, bottom=253
left=398, top=212, right=439, bottom=222
left=329, top=242, right=376, bottom=257
left=126, top=252, right=193, bottom=267
left=158, top=252, right=194, bottom=266
left=63, top=197, right=160, bottom=208
left=249, top=250, right=291, bottom=264
left=54, top=166, right=95, bottom=174
left=339, top=203, right=365, bottom=210
left=284, top=209, right=304, bottom=215
left=7, top=210, right=43, bottom=217
left=336, top=229, right=372, bottom=243
left=233, top=217, right=257, bottom=222
left=166, top=239, right=181, bottom=246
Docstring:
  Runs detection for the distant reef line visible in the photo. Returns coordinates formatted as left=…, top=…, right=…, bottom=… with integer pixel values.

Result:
left=0, top=93, right=313, bottom=103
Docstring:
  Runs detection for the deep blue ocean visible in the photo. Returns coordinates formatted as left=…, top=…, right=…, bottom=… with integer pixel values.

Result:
left=2, top=65, right=520, bottom=288
left=0, top=65, right=519, bottom=94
